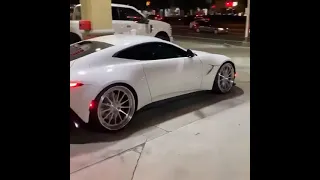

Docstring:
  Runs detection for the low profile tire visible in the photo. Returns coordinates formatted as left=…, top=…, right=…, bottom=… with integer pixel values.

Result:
left=155, top=32, right=170, bottom=41
left=212, top=62, right=235, bottom=94
left=89, top=85, right=136, bottom=132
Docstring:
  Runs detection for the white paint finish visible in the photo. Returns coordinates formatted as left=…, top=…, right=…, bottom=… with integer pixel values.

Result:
left=70, top=35, right=233, bottom=123
left=70, top=134, right=146, bottom=173
left=71, top=150, right=140, bottom=180
left=70, top=3, right=173, bottom=41
left=142, top=56, right=202, bottom=101
left=133, top=102, right=250, bottom=180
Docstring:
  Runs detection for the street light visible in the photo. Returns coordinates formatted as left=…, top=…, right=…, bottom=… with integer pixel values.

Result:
left=244, top=0, right=250, bottom=41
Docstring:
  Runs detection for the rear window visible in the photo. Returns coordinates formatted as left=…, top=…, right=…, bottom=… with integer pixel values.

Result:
left=70, top=41, right=113, bottom=61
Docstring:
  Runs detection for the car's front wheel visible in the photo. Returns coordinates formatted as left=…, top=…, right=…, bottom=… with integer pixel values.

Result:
left=212, top=62, right=235, bottom=94
left=89, top=85, right=136, bottom=131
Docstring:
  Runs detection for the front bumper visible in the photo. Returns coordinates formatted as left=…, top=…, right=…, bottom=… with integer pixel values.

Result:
left=70, top=108, right=84, bottom=128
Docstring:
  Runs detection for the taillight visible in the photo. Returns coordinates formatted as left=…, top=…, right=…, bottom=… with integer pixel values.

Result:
left=70, top=81, right=83, bottom=88
left=79, top=20, right=91, bottom=31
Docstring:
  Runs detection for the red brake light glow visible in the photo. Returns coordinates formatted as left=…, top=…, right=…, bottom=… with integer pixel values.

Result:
left=89, top=100, right=96, bottom=110
left=70, top=81, right=83, bottom=88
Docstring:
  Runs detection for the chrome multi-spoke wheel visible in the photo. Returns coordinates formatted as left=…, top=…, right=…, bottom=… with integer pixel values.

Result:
left=213, top=63, right=235, bottom=93
left=96, top=86, right=136, bottom=131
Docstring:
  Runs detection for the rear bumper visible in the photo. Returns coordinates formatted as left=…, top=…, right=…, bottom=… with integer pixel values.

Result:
left=70, top=84, right=101, bottom=123
left=70, top=108, right=84, bottom=128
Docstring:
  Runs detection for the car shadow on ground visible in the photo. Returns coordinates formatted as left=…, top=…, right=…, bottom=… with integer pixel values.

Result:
left=70, top=86, right=244, bottom=144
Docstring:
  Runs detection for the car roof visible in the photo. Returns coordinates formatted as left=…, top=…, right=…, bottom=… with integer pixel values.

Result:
left=88, top=34, right=164, bottom=47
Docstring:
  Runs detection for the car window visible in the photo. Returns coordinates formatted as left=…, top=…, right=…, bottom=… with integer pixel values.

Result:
left=114, top=42, right=188, bottom=60
left=70, top=41, right=113, bottom=61
left=152, top=43, right=188, bottom=59
left=147, top=15, right=155, bottom=19
left=118, top=7, right=144, bottom=21
left=112, top=7, right=120, bottom=20
left=114, top=43, right=157, bottom=60
left=198, top=21, right=206, bottom=26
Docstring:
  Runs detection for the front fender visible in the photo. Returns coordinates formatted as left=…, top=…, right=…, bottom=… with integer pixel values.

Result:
left=193, top=51, right=233, bottom=90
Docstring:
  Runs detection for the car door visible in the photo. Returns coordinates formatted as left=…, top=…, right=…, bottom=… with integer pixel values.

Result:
left=117, top=7, right=150, bottom=35
left=198, top=21, right=208, bottom=32
left=113, top=42, right=202, bottom=101
left=141, top=42, right=202, bottom=100
left=111, top=7, right=125, bottom=34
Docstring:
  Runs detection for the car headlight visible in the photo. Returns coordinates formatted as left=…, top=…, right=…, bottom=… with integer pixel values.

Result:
left=218, top=28, right=224, bottom=31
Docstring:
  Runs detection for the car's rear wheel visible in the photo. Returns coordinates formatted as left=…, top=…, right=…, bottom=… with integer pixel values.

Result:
left=89, top=85, right=136, bottom=131
left=212, top=62, right=235, bottom=94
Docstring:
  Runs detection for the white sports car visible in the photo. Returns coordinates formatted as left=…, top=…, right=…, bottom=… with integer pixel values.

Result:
left=70, top=34, right=236, bottom=131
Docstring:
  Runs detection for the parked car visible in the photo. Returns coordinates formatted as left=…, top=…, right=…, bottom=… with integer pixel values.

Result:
left=191, top=20, right=229, bottom=34
left=70, top=34, right=236, bottom=131
left=70, top=3, right=173, bottom=44
left=189, top=19, right=209, bottom=29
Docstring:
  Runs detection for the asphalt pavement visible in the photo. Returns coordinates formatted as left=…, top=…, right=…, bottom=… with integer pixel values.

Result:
left=70, top=37, right=250, bottom=179
left=172, top=25, right=250, bottom=42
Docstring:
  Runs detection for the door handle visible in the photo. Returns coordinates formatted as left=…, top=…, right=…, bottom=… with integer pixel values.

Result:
left=127, top=25, right=131, bottom=28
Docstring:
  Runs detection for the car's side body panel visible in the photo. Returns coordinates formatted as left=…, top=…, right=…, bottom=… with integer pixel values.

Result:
left=70, top=35, right=234, bottom=124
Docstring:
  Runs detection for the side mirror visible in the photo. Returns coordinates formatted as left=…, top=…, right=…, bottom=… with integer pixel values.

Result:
left=186, top=49, right=194, bottom=58
left=137, top=17, right=149, bottom=24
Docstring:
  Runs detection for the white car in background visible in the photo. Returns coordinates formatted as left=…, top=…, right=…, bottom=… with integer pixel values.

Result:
left=70, top=35, right=236, bottom=131
left=70, top=3, right=173, bottom=44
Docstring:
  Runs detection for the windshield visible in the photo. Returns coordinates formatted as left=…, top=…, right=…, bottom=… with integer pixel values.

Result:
left=70, top=41, right=113, bottom=61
